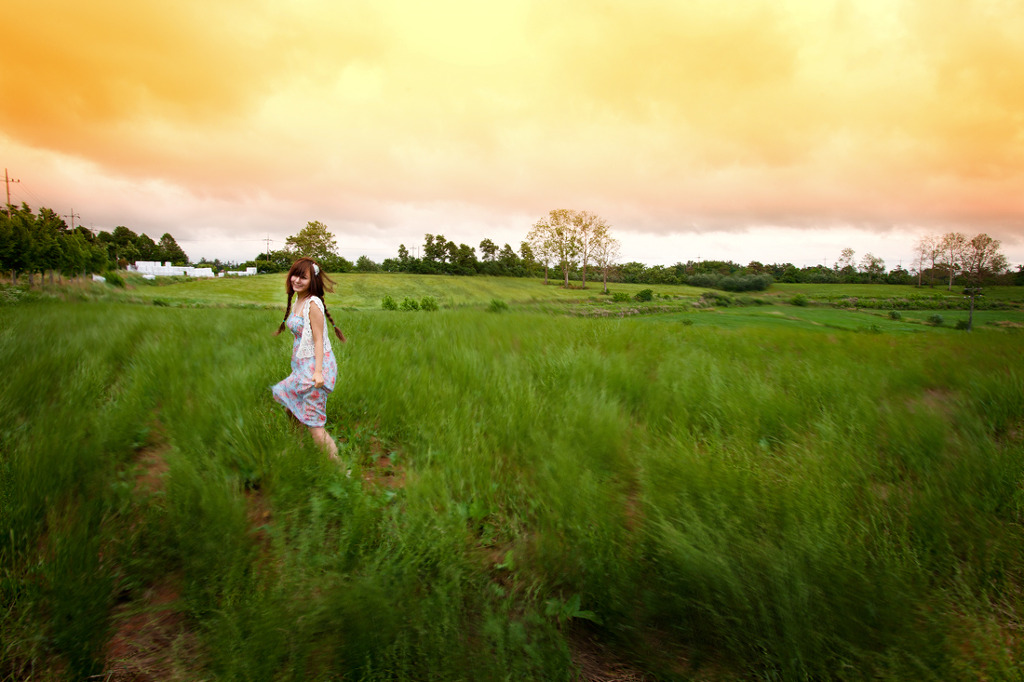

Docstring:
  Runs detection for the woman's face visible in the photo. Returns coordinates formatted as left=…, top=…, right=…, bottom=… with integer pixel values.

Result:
left=290, top=269, right=311, bottom=295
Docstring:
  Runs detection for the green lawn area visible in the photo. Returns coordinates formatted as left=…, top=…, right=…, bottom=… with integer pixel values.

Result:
left=121, top=272, right=673, bottom=309
left=16, top=274, right=1024, bottom=337
left=639, top=302, right=1024, bottom=334
left=766, top=282, right=1024, bottom=303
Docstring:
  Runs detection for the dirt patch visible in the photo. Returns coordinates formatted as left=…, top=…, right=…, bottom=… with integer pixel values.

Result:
left=245, top=487, right=274, bottom=555
left=133, top=448, right=170, bottom=497
left=570, top=630, right=651, bottom=682
left=133, top=418, right=171, bottom=497
left=105, top=416, right=204, bottom=680
left=360, top=453, right=406, bottom=491
left=104, top=577, right=201, bottom=681
left=907, top=388, right=956, bottom=417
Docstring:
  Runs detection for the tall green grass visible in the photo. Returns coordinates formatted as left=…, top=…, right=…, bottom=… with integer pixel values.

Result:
left=2, top=301, right=1023, bottom=679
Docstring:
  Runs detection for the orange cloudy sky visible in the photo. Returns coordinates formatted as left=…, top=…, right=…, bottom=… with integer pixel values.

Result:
left=3, top=0, right=1023, bottom=267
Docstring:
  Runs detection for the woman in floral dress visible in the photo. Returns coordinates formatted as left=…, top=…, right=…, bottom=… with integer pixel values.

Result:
left=271, top=257, right=345, bottom=459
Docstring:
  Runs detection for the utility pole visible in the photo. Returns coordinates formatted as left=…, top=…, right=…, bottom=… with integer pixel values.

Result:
left=4, top=168, right=20, bottom=218
left=63, top=209, right=81, bottom=230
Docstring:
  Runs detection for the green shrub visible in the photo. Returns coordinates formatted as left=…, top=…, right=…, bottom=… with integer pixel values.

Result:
left=381, top=295, right=398, bottom=311
left=634, top=289, right=654, bottom=302
left=790, top=294, right=808, bottom=307
left=888, top=310, right=902, bottom=320
left=928, top=314, right=944, bottom=326
left=104, top=271, right=125, bottom=288
left=400, top=297, right=420, bottom=311
left=955, top=319, right=970, bottom=330
left=487, top=299, right=509, bottom=313
left=420, top=296, right=439, bottom=312
left=686, top=273, right=720, bottom=288
left=719, top=274, right=773, bottom=292
left=686, top=273, right=772, bottom=292
left=612, top=292, right=631, bottom=303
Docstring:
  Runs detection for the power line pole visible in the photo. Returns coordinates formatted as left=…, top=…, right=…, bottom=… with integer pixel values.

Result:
left=63, top=209, right=81, bottom=230
left=4, top=168, right=20, bottom=218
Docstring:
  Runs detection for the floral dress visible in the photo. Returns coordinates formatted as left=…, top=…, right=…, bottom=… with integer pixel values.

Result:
left=271, top=296, right=338, bottom=427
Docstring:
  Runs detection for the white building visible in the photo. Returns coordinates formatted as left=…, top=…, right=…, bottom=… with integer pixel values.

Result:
left=130, top=261, right=215, bottom=278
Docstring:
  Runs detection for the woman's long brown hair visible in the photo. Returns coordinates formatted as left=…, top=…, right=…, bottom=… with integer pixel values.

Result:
left=275, top=258, right=345, bottom=341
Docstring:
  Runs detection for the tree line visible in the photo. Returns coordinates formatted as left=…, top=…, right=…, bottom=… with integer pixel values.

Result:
left=277, top=216, right=1020, bottom=290
left=249, top=220, right=545, bottom=279
left=4, top=203, right=1019, bottom=290
left=0, top=203, right=189, bottom=285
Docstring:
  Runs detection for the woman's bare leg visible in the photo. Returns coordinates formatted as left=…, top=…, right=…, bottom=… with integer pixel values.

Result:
left=309, top=426, right=339, bottom=460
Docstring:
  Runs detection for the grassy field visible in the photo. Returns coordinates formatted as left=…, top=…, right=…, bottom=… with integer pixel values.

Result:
left=2, top=276, right=1023, bottom=680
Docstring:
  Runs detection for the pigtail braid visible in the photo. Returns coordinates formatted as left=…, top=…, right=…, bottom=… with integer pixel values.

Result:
left=275, top=291, right=294, bottom=335
left=323, top=303, right=345, bottom=342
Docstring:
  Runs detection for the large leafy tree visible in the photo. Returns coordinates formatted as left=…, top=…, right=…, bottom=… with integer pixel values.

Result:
left=478, top=238, right=498, bottom=262
left=961, top=233, right=1008, bottom=285
left=912, top=235, right=940, bottom=286
left=422, top=233, right=448, bottom=265
left=859, top=253, right=885, bottom=283
left=518, top=241, right=536, bottom=276
left=35, top=208, right=67, bottom=284
left=158, top=233, right=189, bottom=265
left=135, top=233, right=160, bottom=261
left=572, top=209, right=610, bottom=288
left=449, top=242, right=477, bottom=275
left=592, top=232, right=621, bottom=294
left=938, top=232, right=968, bottom=290
left=526, top=218, right=556, bottom=284
left=286, top=220, right=339, bottom=265
left=0, top=206, right=34, bottom=283
left=529, top=209, right=613, bottom=288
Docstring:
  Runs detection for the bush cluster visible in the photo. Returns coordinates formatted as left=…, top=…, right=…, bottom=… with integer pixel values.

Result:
left=828, top=295, right=1016, bottom=312
left=634, top=289, right=654, bottom=302
left=381, top=295, right=439, bottom=312
left=687, top=273, right=773, bottom=292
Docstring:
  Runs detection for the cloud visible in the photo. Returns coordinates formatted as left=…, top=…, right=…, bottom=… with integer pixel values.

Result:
left=2, top=0, right=1022, bottom=263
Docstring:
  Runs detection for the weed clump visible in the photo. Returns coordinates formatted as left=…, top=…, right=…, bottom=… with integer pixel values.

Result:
left=634, top=289, right=654, bottom=302
left=381, top=295, right=398, bottom=311
left=928, top=313, right=944, bottom=326
left=487, top=299, right=509, bottom=313
left=104, top=270, right=125, bottom=288
left=699, top=291, right=734, bottom=307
